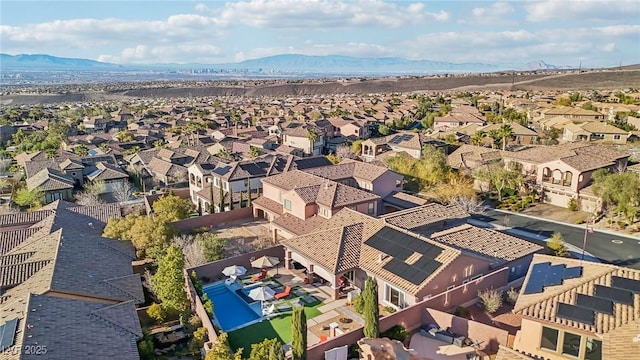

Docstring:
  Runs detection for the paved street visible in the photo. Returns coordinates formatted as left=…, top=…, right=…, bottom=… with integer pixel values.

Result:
left=471, top=209, right=640, bottom=270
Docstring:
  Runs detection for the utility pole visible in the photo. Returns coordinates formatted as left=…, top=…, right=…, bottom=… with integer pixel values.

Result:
left=581, top=219, right=594, bottom=261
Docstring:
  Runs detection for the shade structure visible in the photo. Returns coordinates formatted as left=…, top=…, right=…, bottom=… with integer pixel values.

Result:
left=251, top=256, right=280, bottom=269
left=248, top=286, right=276, bottom=302
left=222, top=265, right=247, bottom=278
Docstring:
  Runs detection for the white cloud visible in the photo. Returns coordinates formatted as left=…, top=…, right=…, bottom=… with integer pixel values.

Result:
left=213, top=0, right=449, bottom=29
left=525, top=0, right=640, bottom=22
left=601, top=43, right=616, bottom=52
left=99, top=44, right=223, bottom=64
left=234, top=42, right=393, bottom=62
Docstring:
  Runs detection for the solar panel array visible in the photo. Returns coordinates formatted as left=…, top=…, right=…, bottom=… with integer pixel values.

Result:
left=0, top=318, right=18, bottom=352
left=365, top=227, right=443, bottom=286
left=522, top=262, right=583, bottom=294
left=555, top=273, right=640, bottom=326
left=388, top=134, right=414, bottom=144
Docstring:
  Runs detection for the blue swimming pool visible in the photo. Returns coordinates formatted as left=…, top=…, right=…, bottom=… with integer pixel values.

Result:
left=203, top=282, right=262, bottom=332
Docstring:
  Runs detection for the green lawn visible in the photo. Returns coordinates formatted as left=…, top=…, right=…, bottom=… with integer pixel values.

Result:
left=228, top=299, right=322, bottom=358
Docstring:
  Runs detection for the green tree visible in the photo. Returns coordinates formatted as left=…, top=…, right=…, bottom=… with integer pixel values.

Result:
left=473, top=160, right=522, bottom=201
left=13, top=187, right=44, bottom=209
left=249, top=338, right=284, bottom=360
left=192, top=327, right=208, bottom=353
left=593, top=170, right=640, bottom=223
left=470, top=131, right=486, bottom=146
left=218, top=185, right=225, bottom=212
left=152, top=192, right=194, bottom=221
left=103, top=214, right=176, bottom=259
left=326, top=153, right=341, bottom=164
left=151, top=245, right=189, bottom=313
left=146, top=303, right=167, bottom=323
left=291, top=307, right=307, bottom=360
left=249, top=146, right=260, bottom=158
left=74, top=144, right=89, bottom=156
left=116, top=130, right=134, bottom=142
left=350, top=139, right=363, bottom=155
left=84, top=179, right=106, bottom=194
left=363, top=277, right=380, bottom=338
left=306, top=128, right=320, bottom=154
left=246, top=178, right=252, bottom=207
left=547, top=232, right=569, bottom=257
left=497, top=123, right=513, bottom=151
left=378, top=124, right=391, bottom=136
left=206, top=332, right=243, bottom=360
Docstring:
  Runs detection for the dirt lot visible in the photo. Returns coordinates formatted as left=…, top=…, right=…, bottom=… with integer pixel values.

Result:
left=209, top=219, right=273, bottom=256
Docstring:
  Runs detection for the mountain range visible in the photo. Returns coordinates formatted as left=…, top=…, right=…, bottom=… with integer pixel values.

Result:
left=0, top=53, right=573, bottom=75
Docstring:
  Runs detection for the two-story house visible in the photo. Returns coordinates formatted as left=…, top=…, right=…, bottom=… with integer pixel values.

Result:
left=562, top=122, right=628, bottom=144
left=503, top=143, right=629, bottom=212
left=280, top=204, right=541, bottom=301
left=511, top=254, right=639, bottom=360
left=281, top=123, right=325, bottom=156
left=252, top=170, right=380, bottom=240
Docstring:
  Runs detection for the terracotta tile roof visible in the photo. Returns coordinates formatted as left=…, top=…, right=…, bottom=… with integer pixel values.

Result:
left=262, top=170, right=325, bottom=190
left=447, top=144, right=503, bottom=170
left=302, top=159, right=390, bottom=182
left=0, top=228, right=38, bottom=256
left=514, top=254, right=640, bottom=335
left=430, top=224, right=543, bottom=266
left=252, top=196, right=284, bottom=216
left=495, top=345, right=536, bottom=360
left=504, top=143, right=628, bottom=169
left=381, top=203, right=469, bottom=230
left=272, top=213, right=327, bottom=236
left=282, top=208, right=460, bottom=296
left=382, top=191, right=428, bottom=209
left=479, top=122, right=538, bottom=136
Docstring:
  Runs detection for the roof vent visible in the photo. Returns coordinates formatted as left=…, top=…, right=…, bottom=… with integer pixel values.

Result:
left=377, top=253, right=387, bottom=264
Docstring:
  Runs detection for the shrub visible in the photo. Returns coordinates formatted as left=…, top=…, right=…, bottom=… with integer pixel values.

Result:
left=188, top=314, right=202, bottom=331
left=146, top=303, right=166, bottom=323
left=202, top=296, right=214, bottom=317
left=575, top=219, right=585, bottom=224
left=380, top=325, right=408, bottom=342
left=568, top=198, right=578, bottom=211
left=478, top=288, right=503, bottom=314
left=453, top=306, right=470, bottom=318
left=547, top=232, right=569, bottom=257
left=383, top=306, right=396, bottom=314
left=191, top=327, right=208, bottom=352
left=352, top=295, right=365, bottom=314
left=505, top=287, right=519, bottom=305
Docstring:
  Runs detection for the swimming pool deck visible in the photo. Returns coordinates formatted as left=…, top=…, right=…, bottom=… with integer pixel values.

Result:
left=209, top=266, right=365, bottom=346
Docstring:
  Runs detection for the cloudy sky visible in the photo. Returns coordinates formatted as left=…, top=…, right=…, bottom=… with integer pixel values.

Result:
left=1, top=0, right=639, bottom=67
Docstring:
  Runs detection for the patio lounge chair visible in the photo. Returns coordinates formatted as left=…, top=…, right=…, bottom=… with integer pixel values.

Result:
left=262, top=303, right=275, bottom=316
left=275, top=285, right=292, bottom=300
left=252, top=269, right=268, bottom=282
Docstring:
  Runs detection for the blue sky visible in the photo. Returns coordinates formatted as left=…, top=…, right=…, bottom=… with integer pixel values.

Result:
left=1, top=0, right=639, bottom=67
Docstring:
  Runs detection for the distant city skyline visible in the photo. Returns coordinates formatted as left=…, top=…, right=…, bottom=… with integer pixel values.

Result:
left=1, top=0, right=638, bottom=67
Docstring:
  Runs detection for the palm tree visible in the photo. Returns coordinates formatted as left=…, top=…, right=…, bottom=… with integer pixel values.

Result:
left=307, top=128, right=320, bottom=155
left=248, top=146, right=260, bottom=158
left=470, top=131, right=486, bottom=146
left=497, top=124, right=514, bottom=151
left=74, top=144, right=89, bottom=157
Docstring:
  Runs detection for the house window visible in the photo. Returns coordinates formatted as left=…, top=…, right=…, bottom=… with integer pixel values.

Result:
left=464, top=265, right=474, bottom=278
left=562, top=332, right=581, bottom=358
left=540, top=327, right=559, bottom=351
left=214, top=177, right=220, bottom=187
left=384, top=283, right=404, bottom=308
left=284, top=200, right=292, bottom=211
left=223, top=182, right=229, bottom=191
left=344, top=270, right=355, bottom=282
left=446, top=285, right=455, bottom=290
left=367, top=202, right=375, bottom=215
left=613, top=135, right=621, bottom=140
left=585, top=338, right=602, bottom=360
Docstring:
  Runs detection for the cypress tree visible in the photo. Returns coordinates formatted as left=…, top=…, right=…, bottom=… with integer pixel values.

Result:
left=246, top=178, right=252, bottom=207
left=363, top=277, right=380, bottom=338
left=268, top=339, right=285, bottom=360
left=239, top=191, right=244, bottom=208
left=218, top=185, right=224, bottom=212
left=291, top=307, right=307, bottom=360
left=209, top=182, right=215, bottom=214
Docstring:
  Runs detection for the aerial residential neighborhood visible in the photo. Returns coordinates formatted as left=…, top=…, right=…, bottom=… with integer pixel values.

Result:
left=1, top=79, right=639, bottom=360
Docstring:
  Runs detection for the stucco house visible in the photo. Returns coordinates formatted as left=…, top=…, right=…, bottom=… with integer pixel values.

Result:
left=252, top=170, right=380, bottom=240
left=281, top=204, right=541, bottom=303
left=562, top=122, right=628, bottom=144
left=503, top=143, right=629, bottom=212
left=511, top=254, right=640, bottom=360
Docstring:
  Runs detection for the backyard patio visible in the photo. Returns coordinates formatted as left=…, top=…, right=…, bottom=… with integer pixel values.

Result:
left=217, top=266, right=365, bottom=357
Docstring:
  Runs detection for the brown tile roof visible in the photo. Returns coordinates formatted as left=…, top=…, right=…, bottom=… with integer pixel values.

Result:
left=86, top=162, right=129, bottom=181
left=514, top=254, right=640, bottom=335
left=382, top=191, right=428, bottom=209
left=25, top=167, right=75, bottom=191
left=0, top=201, right=142, bottom=359
left=262, top=170, right=324, bottom=190
left=447, top=144, right=503, bottom=170
left=272, top=213, right=327, bottom=236
left=282, top=208, right=461, bottom=295
left=430, top=224, right=543, bottom=265
left=495, top=345, right=535, bottom=360
left=302, top=159, right=390, bottom=182
left=504, top=143, right=629, bottom=170
left=381, top=203, right=469, bottom=231
left=252, top=196, right=284, bottom=216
